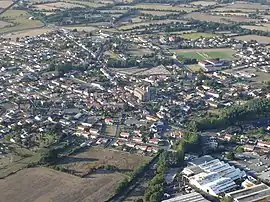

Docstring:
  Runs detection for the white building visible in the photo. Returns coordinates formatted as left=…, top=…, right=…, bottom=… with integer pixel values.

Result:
left=183, top=156, right=246, bottom=197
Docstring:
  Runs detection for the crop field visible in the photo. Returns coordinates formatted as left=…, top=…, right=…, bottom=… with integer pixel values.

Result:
left=0, top=20, right=12, bottom=29
left=226, top=3, right=270, bottom=10
left=139, top=10, right=178, bottom=16
left=1, top=27, right=53, bottom=40
left=233, top=35, right=270, bottom=44
left=0, top=10, right=43, bottom=34
left=60, top=25, right=97, bottom=32
left=34, top=2, right=85, bottom=10
left=117, top=3, right=196, bottom=12
left=0, top=145, right=41, bottom=179
left=62, top=0, right=108, bottom=7
left=182, top=32, right=218, bottom=39
left=241, top=24, right=270, bottom=32
left=0, top=0, right=12, bottom=8
left=118, top=20, right=186, bottom=30
left=211, top=12, right=249, bottom=17
left=0, top=167, right=125, bottom=202
left=173, top=48, right=235, bottom=60
left=191, top=1, right=217, bottom=6
left=184, top=12, right=258, bottom=23
left=56, top=147, right=151, bottom=176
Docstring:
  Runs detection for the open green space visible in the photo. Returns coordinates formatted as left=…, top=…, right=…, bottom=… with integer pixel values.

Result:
left=0, top=10, right=43, bottom=34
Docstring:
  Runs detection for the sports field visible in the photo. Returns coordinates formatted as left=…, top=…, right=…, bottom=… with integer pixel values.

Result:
left=173, top=48, right=235, bottom=60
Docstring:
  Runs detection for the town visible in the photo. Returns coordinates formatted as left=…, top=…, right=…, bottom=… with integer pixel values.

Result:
left=0, top=0, right=270, bottom=202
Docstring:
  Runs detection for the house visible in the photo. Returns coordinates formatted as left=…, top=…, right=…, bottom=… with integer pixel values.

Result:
left=171, top=130, right=184, bottom=139
left=257, top=141, right=270, bottom=148
left=133, top=137, right=143, bottom=143
left=126, top=142, right=136, bottom=148
left=89, top=128, right=99, bottom=135
left=224, top=134, right=233, bottom=141
left=136, top=145, right=147, bottom=151
left=244, top=144, right=255, bottom=152
left=120, top=132, right=130, bottom=138
left=104, top=118, right=113, bottom=125
left=133, top=130, right=142, bottom=137
left=149, top=138, right=161, bottom=145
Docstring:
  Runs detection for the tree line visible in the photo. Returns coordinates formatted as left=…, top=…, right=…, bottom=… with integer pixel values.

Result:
left=196, top=98, right=270, bottom=130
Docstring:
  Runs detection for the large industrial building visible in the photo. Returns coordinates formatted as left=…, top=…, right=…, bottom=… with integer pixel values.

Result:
left=226, top=183, right=270, bottom=202
left=162, top=192, right=209, bottom=202
left=182, top=156, right=246, bottom=197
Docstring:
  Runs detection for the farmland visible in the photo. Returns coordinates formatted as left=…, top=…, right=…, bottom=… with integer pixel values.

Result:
left=139, top=10, right=178, bottom=16
left=34, top=2, right=85, bottom=11
left=118, top=20, right=187, bottom=31
left=55, top=147, right=151, bottom=176
left=184, top=12, right=258, bottom=24
left=61, top=0, right=108, bottom=7
left=1, top=27, right=54, bottom=40
left=191, top=1, right=216, bottom=6
left=0, top=167, right=125, bottom=202
left=0, top=20, right=12, bottom=29
left=233, top=35, right=270, bottom=44
left=241, top=24, right=270, bottom=32
left=0, top=0, right=13, bottom=8
left=0, top=10, right=43, bottom=34
left=182, top=32, right=218, bottom=39
left=0, top=145, right=41, bottom=179
left=116, top=3, right=196, bottom=12
left=173, top=48, right=235, bottom=60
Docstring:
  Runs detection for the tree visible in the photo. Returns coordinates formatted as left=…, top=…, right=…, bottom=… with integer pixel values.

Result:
left=226, top=151, right=235, bottom=160
left=116, top=177, right=129, bottom=193
left=221, top=196, right=233, bottom=202
left=235, top=146, right=244, bottom=153
left=149, top=192, right=162, bottom=202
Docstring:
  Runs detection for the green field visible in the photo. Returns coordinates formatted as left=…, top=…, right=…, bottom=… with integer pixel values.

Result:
left=0, top=10, right=43, bottom=34
left=175, top=50, right=235, bottom=60
left=182, top=32, right=218, bottom=39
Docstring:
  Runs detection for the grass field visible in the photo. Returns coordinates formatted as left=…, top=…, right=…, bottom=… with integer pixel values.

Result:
left=174, top=48, right=235, bottom=60
left=0, top=10, right=43, bottom=34
left=56, top=147, right=151, bottom=176
left=0, top=167, right=125, bottom=202
left=187, top=64, right=202, bottom=72
left=182, top=32, right=218, bottom=39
